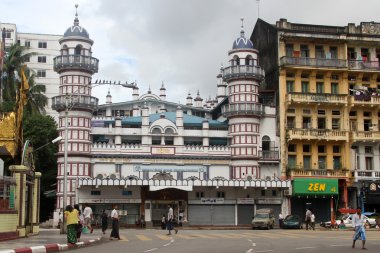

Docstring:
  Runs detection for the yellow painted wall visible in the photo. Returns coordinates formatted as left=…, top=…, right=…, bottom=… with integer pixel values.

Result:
left=0, top=213, right=18, bottom=232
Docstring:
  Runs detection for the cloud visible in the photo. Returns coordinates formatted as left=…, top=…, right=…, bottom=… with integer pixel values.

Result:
left=2, top=0, right=380, bottom=104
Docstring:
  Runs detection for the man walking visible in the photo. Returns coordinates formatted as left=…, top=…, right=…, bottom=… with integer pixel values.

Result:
left=279, top=213, right=284, bottom=228
left=305, top=208, right=312, bottom=230
left=83, top=204, right=93, bottom=233
left=110, top=205, right=120, bottom=240
left=166, top=205, right=178, bottom=235
left=352, top=208, right=367, bottom=249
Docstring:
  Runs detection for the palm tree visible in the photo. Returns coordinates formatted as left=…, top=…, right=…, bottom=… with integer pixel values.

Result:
left=23, top=68, right=48, bottom=115
left=1, top=43, right=47, bottom=114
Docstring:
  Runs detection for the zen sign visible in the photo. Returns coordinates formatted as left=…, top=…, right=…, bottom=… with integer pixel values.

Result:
left=293, top=178, right=338, bottom=196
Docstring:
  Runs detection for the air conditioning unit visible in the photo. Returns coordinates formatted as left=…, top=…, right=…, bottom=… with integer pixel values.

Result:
left=246, top=174, right=253, bottom=181
left=284, top=190, right=291, bottom=196
left=109, top=173, right=118, bottom=180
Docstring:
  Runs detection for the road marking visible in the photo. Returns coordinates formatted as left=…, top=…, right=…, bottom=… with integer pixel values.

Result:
left=216, top=233, right=244, bottom=238
left=190, top=234, right=217, bottom=239
left=136, top=235, right=151, bottom=241
left=245, top=249, right=253, bottom=253
left=252, top=243, right=256, bottom=247
left=119, top=236, right=128, bottom=242
left=155, top=234, right=173, bottom=240
left=143, top=248, right=157, bottom=252
left=295, top=247, right=316, bottom=250
left=175, top=234, right=195, bottom=239
left=242, top=232, right=275, bottom=239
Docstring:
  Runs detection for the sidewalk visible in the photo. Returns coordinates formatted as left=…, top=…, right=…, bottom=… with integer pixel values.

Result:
left=0, top=229, right=106, bottom=253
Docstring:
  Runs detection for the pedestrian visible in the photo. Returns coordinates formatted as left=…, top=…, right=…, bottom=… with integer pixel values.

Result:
left=352, top=208, right=367, bottom=249
left=305, top=208, right=312, bottom=230
left=310, top=212, right=315, bottom=230
left=64, top=205, right=79, bottom=245
left=166, top=205, right=178, bottom=235
left=83, top=203, right=94, bottom=233
left=74, top=204, right=83, bottom=241
left=110, top=205, right=120, bottom=240
left=161, top=215, right=166, bottom=230
left=101, top=210, right=108, bottom=235
left=279, top=213, right=284, bottom=228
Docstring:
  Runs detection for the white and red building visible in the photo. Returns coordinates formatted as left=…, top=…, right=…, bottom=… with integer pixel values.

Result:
left=53, top=13, right=290, bottom=227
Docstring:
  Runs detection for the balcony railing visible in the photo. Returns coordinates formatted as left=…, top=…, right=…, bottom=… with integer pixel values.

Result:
left=351, top=131, right=380, bottom=141
left=287, top=128, right=348, bottom=141
left=287, top=92, right=347, bottom=104
left=349, top=95, right=380, bottom=106
left=280, top=56, right=380, bottom=71
left=287, top=167, right=350, bottom=178
left=222, top=103, right=264, bottom=117
left=353, top=170, right=380, bottom=180
left=222, top=65, right=265, bottom=81
left=51, top=95, right=99, bottom=112
left=54, top=55, right=99, bottom=74
left=258, top=150, right=279, bottom=161
left=348, top=60, right=380, bottom=70
left=280, top=56, right=347, bottom=68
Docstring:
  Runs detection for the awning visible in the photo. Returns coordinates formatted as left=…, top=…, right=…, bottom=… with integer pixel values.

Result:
left=149, top=185, right=193, bottom=191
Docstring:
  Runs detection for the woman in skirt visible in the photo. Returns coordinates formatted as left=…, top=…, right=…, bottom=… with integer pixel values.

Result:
left=64, top=205, right=79, bottom=245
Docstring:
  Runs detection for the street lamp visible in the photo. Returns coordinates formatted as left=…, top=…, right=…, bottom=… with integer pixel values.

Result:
left=60, top=80, right=135, bottom=234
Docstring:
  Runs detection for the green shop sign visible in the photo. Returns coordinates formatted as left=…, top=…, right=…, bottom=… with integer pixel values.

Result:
left=293, top=178, right=338, bottom=195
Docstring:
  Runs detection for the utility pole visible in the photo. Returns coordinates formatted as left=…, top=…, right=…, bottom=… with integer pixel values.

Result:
left=0, top=27, right=6, bottom=105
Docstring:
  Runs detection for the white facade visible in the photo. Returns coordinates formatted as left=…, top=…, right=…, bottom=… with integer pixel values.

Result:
left=52, top=14, right=289, bottom=227
left=0, top=22, right=61, bottom=120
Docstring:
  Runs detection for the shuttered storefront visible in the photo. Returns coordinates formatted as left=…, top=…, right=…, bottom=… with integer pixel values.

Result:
left=238, top=205, right=254, bottom=225
left=188, top=205, right=235, bottom=225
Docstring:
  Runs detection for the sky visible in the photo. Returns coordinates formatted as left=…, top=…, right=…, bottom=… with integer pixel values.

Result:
left=1, top=0, right=380, bottom=104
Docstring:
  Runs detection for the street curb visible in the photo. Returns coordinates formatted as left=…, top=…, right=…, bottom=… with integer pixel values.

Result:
left=0, top=237, right=104, bottom=253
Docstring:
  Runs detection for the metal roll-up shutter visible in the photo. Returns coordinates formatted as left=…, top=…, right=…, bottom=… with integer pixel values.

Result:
left=256, top=204, right=281, bottom=225
left=238, top=205, right=254, bottom=224
left=213, top=205, right=235, bottom=225
left=188, top=205, right=212, bottom=225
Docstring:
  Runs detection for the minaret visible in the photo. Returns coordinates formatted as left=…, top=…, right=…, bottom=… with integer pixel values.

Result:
left=186, top=92, right=193, bottom=106
left=132, top=82, right=139, bottom=100
left=52, top=5, right=99, bottom=210
left=159, top=81, right=166, bottom=101
left=106, top=89, right=112, bottom=104
left=194, top=90, right=203, bottom=108
left=222, top=18, right=265, bottom=179
left=217, top=64, right=227, bottom=103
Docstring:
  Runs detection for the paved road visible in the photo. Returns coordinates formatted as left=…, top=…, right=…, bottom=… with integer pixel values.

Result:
left=71, top=229, right=380, bottom=253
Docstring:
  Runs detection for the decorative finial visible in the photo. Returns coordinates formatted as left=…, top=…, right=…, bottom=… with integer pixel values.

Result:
left=74, top=4, right=80, bottom=26
left=240, top=17, right=245, bottom=37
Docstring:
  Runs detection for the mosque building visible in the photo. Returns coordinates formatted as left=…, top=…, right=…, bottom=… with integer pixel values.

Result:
left=52, top=10, right=289, bottom=227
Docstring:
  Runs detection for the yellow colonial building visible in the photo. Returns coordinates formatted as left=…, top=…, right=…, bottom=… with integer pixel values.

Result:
left=252, top=18, right=380, bottom=221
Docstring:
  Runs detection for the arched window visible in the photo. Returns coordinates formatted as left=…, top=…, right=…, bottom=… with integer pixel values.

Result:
left=62, top=45, right=69, bottom=56
left=74, top=45, right=83, bottom=55
left=164, top=128, right=175, bottom=145
left=245, top=55, right=253, bottom=66
left=262, top=136, right=271, bottom=151
left=234, top=55, right=240, bottom=66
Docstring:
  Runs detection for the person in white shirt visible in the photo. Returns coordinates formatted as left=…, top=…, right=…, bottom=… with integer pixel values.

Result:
left=279, top=213, right=284, bottom=228
left=166, top=205, right=178, bottom=235
left=110, top=205, right=120, bottom=240
left=310, top=213, right=315, bottom=231
left=352, top=208, right=367, bottom=249
left=82, top=204, right=93, bottom=233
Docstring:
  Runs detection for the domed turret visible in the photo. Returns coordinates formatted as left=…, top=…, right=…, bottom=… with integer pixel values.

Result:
left=63, top=4, right=91, bottom=40
left=232, top=18, right=254, bottom=50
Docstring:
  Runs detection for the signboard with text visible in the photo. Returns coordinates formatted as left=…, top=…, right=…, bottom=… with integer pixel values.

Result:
left=293, top=178, right=338, bottom=196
